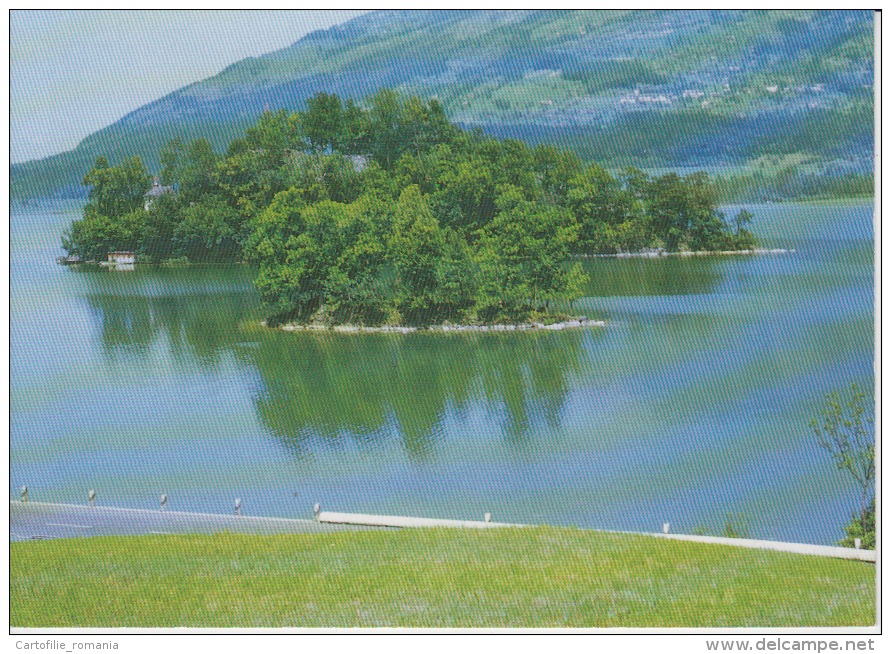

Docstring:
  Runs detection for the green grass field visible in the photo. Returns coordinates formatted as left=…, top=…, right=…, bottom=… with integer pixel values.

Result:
left=10, top=527, right=876, bottom=628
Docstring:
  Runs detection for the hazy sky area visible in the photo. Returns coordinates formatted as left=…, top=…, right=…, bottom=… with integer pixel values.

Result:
left=10, top=10, right=366, bottom=164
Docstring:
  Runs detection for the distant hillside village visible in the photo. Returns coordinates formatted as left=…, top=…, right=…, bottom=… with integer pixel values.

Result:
left=61, top=89, right=756, bottom=326
left=12, top=10, right=873, bottom=203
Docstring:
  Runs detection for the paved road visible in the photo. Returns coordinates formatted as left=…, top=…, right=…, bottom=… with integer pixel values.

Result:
left=10, top=501, right=363, bottom=541
left=10, top=502, right=874, bottom=563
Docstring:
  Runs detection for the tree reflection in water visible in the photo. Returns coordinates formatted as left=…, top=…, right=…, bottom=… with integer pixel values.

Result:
left=82, top=265, right=259, bottom=366
left=81, top=266, right=600, bottom=459
left=247, top=330, right=594, bottom=458
left=87, top=291, right=259, bottom=365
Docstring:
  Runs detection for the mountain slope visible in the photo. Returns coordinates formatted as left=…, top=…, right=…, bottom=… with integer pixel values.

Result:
left=12, top=9, right=874, bottom=199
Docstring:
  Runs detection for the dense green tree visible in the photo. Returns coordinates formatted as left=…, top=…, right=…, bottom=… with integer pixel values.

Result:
left=474, top=186, right=579, bottom=321
left=431, top=158, right=497, bottom=234
left=399, top=96, right=455, bottom=157
left=618, top=166, right=651, bottom=201
left=302, top=92, right=344, bottom=153
left=63, top=206, right=144, bottom=261
left=246, top=189, right=389, bottom=324
left=684, top=172, right=730, bottom=251
left=645, top=173, right=690, bottom=250
left=485, top=138, right=537, bottom=199
left=839, top=498, right=875, bottom=550
left=178, top=138, right=221, bottom=203
left=643, top=171, right=739, bottom=252
left=393, top=152, right=438, bottom=196
left=64, top=88, right=756, bottom=327
left=533, top=144, right=582, bottom=206
left=390, top=186, right=449, bottom=323
left=174, top=194, right=243, bottom=261
left=287, top=199, right=349, bottom=306
left=323, top=196, right=391, bottom=325
left=159, top=138, right=187, bottom=187
left=357, top=160, right=400, bottom=201
left=340, top=99, right=371, bottom=154
left=139, top=192, right=181, bottom=262
left=568, top=163, right=643, bottom=253
left=431, top=228, right=476, bottom=322
left=565, top=262, right=589, bottom=312
left=226, top=138, right=249, bottom=158
left=289, top=153, right=363, bottom=205
left=82, top=156, right=151, bottom=218
left=245, top=109, right=302, bottom=168
left=367, top=88, right=403, bottom=169
left=245, top=187, right=310, bottom=321
left=65, top=156, right=152, bottom=259
left=217, top=146, right=291, bottom=223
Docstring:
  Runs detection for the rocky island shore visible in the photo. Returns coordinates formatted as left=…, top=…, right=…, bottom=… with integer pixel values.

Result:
left=268, top=317, right=605, bottom=334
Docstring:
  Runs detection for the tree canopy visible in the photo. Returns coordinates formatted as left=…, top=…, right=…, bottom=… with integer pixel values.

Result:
left=64, top=89, right=756, bottom=325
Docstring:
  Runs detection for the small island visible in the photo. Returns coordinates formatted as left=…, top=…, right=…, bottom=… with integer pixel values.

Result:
left=63, top=89, right=756, bottom=329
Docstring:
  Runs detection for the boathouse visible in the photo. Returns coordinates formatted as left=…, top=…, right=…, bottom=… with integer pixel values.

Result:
left=107, top=251, right=136, bottom=265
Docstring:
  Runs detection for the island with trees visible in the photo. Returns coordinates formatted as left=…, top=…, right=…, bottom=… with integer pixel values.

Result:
left=63, top=89, right=757, bottom=329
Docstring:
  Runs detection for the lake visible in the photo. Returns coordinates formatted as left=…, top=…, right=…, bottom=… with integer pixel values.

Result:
left=9, top=200, right=874, bottom=545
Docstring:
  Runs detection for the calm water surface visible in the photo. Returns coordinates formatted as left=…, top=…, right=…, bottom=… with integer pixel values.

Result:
left=10, top=201, right=874, bottom=544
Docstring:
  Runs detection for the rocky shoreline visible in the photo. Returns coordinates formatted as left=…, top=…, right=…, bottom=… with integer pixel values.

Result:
left=269, top=317, right=606, bottom=335
left=576, top=248, right=794, bottom=259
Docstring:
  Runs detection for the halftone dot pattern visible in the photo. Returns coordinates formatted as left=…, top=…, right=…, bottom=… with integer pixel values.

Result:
left=10, top=10, right=875, bottom=628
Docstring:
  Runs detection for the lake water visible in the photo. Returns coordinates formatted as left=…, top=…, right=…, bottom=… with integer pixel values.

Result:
left=10, top=200, right=874, bottom=544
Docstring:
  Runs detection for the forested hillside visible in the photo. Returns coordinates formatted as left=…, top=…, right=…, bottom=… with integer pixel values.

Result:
left=12, top=10, right=874, bottom=200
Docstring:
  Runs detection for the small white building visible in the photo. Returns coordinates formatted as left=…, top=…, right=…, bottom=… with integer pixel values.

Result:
left=107, top=251, right=136, bottom=265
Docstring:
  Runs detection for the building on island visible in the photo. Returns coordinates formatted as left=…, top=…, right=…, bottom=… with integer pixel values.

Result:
left=107, top=251, right=136, bottom=264
left=349, top=155, right=370, bottom=172
left=144, top=177, right=174, bottom=211
left=107, top=252, right=136, bottom=270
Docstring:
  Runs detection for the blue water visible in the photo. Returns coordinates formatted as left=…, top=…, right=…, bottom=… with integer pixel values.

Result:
left=10, top=200, right=875, bottom=544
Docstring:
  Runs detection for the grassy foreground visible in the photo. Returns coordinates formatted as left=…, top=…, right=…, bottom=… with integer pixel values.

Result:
left=10, top=527, right=875, bottom=628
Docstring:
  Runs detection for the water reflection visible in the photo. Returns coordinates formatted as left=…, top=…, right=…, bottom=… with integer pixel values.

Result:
left=12, top=201, right=873, bottom=544
left=87, top=292, right=259, bottom=365
left=580, top=257, right=724, bottom=297
left=76, top=256, right=725, bottom=459
left=247, top=330, right=594, bottom=457
left=81, top=266, right=259, bottom=366
left=80, top=266, right=596, bottom=456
